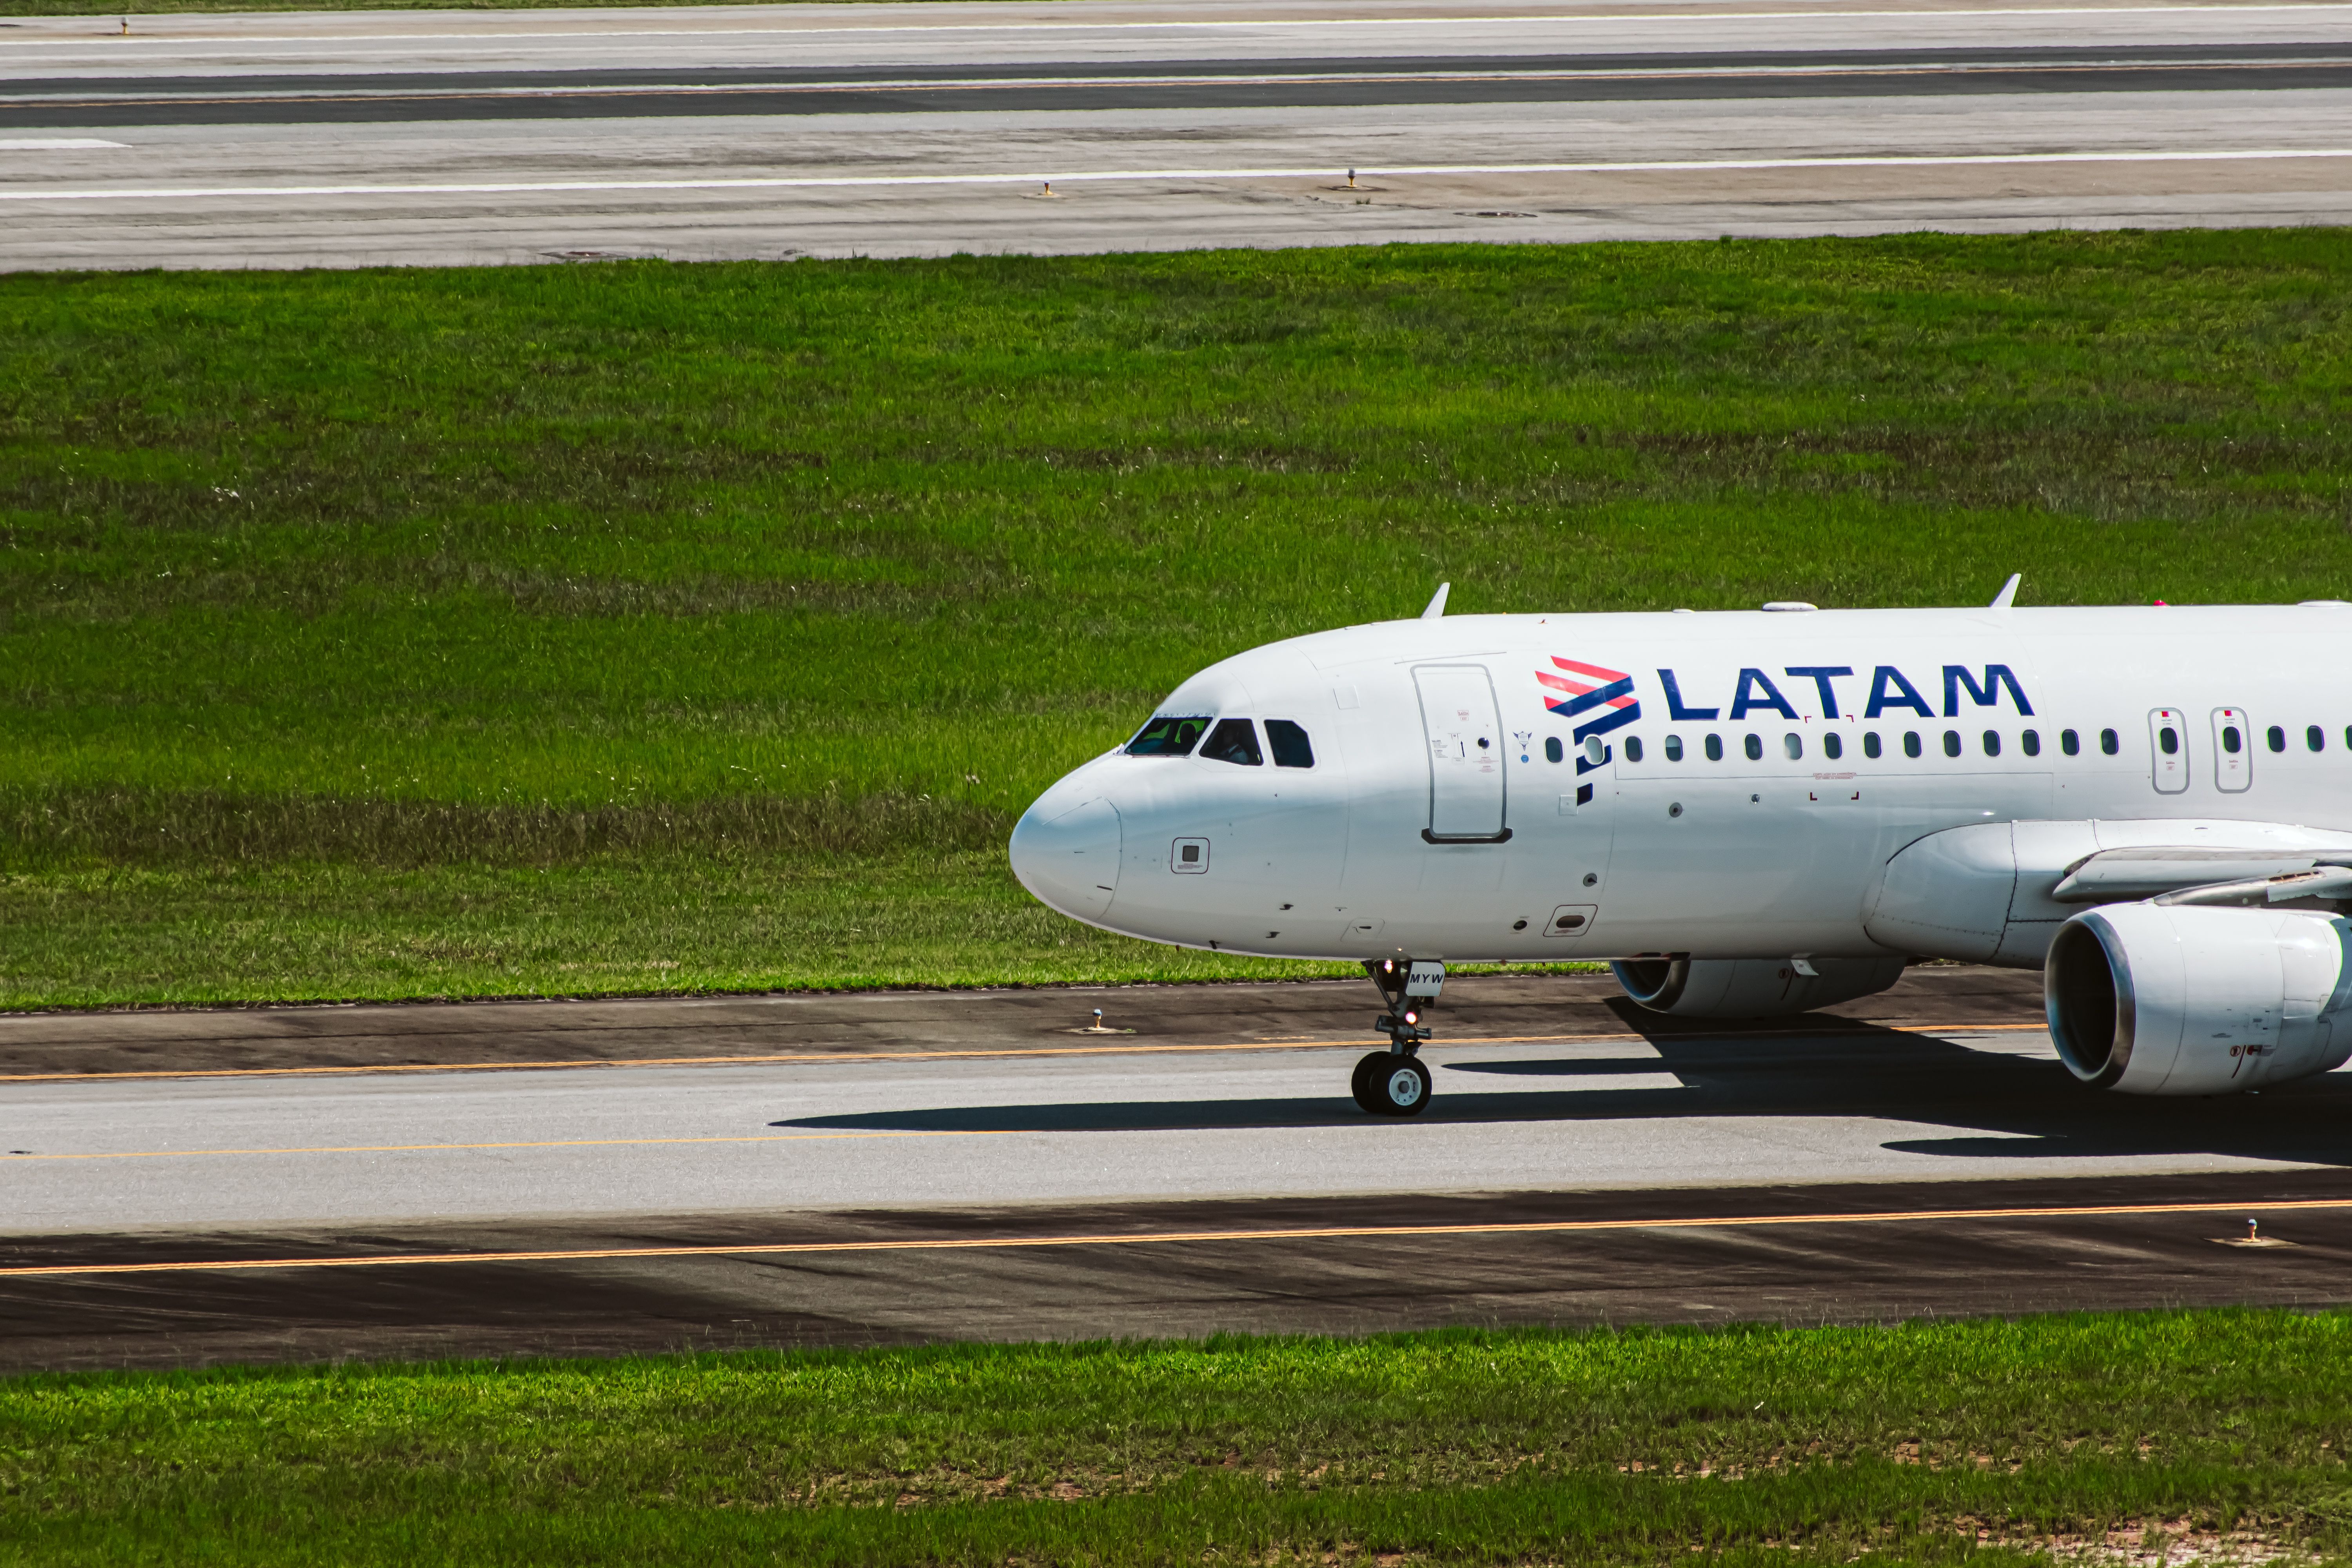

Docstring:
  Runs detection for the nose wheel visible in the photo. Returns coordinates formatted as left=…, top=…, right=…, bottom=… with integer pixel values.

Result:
left=1354, top=958, right=1445, bottom=1116
left=1352, top=1052, right=1433, bottom=1116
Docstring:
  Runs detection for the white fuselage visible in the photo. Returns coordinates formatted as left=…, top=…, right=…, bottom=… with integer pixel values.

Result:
left=1007, top=604, right=2352, bottom=964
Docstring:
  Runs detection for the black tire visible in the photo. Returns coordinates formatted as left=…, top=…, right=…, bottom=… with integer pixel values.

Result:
left=1351, top=1051, right=1391, bottom=1115
left=1371, top=1055, right=1433, bottom=1118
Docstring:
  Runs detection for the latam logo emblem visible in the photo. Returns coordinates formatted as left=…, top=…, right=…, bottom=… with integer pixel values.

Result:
left=1536, top=658, right=1642, bottom=735
left=1535, top=657, right=1640, bottom=806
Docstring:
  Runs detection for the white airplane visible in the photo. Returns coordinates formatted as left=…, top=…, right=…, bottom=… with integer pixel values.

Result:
left=1008, top=578, right=2352, bottom=1118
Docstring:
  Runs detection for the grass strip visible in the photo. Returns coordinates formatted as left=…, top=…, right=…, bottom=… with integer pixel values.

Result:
left=0, top=853, right=1372, bottom=1006
left=6, top=232, right=2351, bottom=1002
left=6, top=1312, right=2352, bottom=1563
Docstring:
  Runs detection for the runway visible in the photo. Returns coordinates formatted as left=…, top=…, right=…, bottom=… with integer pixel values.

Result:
left=4, top=0, right=2351, bottom=268
left=7, top=967, right=2352, bottom=1368
left=13, top=1013, right=2352, bottom=1232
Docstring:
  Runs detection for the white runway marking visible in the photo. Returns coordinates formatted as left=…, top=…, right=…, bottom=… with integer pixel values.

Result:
left=0, top=138, right=129, bottom=150
left=7, top=146, right=2349, bottom=203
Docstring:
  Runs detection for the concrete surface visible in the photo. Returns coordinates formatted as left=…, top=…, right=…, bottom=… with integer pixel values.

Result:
left=7, top=1001, right=2349, bottom=1234
left=3, top=0, right=2348, bottom=267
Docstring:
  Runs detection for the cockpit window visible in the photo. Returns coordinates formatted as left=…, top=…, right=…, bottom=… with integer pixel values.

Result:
left=1199, top=717, right=1264, bottom=766
left=1266, top=719, right=1314, bottom=769
left=1125, top=715, right=1210, bottom=756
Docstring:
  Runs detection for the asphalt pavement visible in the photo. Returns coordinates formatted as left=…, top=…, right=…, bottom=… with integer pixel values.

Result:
left=4, top=0, right=2349, bottom=268
left=7, top=965, right=2352, bottom=1369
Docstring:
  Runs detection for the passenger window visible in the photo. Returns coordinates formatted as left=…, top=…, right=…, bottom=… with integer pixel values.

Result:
left=1743, top=734, right=1763, bottom=761
left=2101, top=727, right=2120, bottom=756
left=1982, top=730, right=2000, bottom=757
left=2309, top=725, right=2326, bottom=753
left=1705, top=734, right=1724, bottom=762
left=1903, top=731, right=1922, bottom=759
left=1783, top=734, right=1802, bottom=760
left=1665, top=735, right=1684, bottom=762
left=2061, top=728, right=2080, bottom=755
left=2267, top=725, right=2286, bottom=754
left=1625, top=736, right=1645, bottom=763
left=2220, top=725, right=2241, bottom=755
left=1942, top=731, right=1962, bottom=758
left=1544, top=736, right=1564, bottom=764
left=2022, top=730, right=2041, bottom=757
left=2159, top=726, right=2179, bottom=756
left=1199, top=717, right=1263, bottom=766
left=1266, top=719, right=1315, bottom=768
left=1863, top=732, right=1882, bottom=759
left=1824, top=733, right=1844, bottom=760
left=1126, top=714, right=1211, bottom=756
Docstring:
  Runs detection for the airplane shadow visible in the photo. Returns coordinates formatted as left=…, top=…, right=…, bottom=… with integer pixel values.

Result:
left=773, top=1009, right=2352, bottom=1169
left=1442, top=1055, right=1673, bottom=1077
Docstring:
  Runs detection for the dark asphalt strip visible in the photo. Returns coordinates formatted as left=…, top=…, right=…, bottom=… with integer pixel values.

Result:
left=0, top=965, right=2048, bottom=1081
left=7, top=55, right=2351, bottom=127
left=16, top=41, right=2352, bottom=97
left=4, top=1170, right=2348, bottom=1369
left=3, top=1191, right=2347, bottom=1278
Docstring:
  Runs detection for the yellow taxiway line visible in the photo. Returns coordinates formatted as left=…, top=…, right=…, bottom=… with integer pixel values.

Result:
left=0, top=1194, right=2334, bottom=1280
left=0, top=1020, right=2050, bottom=1085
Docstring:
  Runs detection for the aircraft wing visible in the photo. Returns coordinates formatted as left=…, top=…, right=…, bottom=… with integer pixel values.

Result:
left=1867, top=818, right=2352, bottom=967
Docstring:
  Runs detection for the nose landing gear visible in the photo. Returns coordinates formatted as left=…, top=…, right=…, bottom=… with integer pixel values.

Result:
left=1353, top=958, right=1444, bottom=1117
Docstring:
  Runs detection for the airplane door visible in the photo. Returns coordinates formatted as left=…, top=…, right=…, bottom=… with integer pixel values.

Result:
left=1414, top=664, right=1508, bottom=841
left=2149, top=708, right=2190, bottom=794
left=2211, top=707, right=2252, bottom=793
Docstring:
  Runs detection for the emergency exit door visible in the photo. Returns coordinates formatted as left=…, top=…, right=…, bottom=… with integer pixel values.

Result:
left=2149, top=708, right=2190, bottom=794
left=2212, top=707, right=2252, bottom=792
left=1414, top=664, right=1510, bottom=842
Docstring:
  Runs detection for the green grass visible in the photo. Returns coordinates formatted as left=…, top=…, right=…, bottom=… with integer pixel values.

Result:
left=6, top=232, right=2351, bottom=1005
left=9, top=1312, right=2352, bottom=1563
left=0, top=854, right=1364, bottom=1006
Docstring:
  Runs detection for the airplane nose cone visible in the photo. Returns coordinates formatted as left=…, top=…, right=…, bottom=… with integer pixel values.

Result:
left=1009, top=794, right=1122, bottom=921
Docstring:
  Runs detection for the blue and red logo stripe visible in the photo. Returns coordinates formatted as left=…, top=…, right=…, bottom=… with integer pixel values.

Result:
left=1536, top=657, right=1642, bottom=742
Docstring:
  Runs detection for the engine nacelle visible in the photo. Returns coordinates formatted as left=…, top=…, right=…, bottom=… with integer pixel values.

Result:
left=1611, top=956, right=1907, bottom=1018
left=2044, top=904, right=2352, bottom=1094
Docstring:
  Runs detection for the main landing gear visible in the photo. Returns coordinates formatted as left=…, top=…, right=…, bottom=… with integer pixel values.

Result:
left=1353, top=958, right=1443, bottom=1117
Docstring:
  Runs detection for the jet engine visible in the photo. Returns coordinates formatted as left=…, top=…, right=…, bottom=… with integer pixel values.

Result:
left=1610, top=956, right=1908, bottom=1018
left=2044, top=902, right=2352, bottom=1094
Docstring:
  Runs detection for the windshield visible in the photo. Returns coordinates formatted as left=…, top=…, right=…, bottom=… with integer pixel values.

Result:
left=1125, top=715, right=1210, bottom=756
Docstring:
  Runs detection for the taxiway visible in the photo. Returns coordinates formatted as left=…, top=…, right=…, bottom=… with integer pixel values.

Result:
left=2, top=0, right=2349, bottom=267
left=5, top=967, right=2352, bottom=1368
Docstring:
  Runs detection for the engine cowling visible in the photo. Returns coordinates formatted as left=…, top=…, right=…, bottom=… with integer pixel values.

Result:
left=2044, top=904, right=2352, bottom=1094
left=1611, top=956, right=1908, bottom=1018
